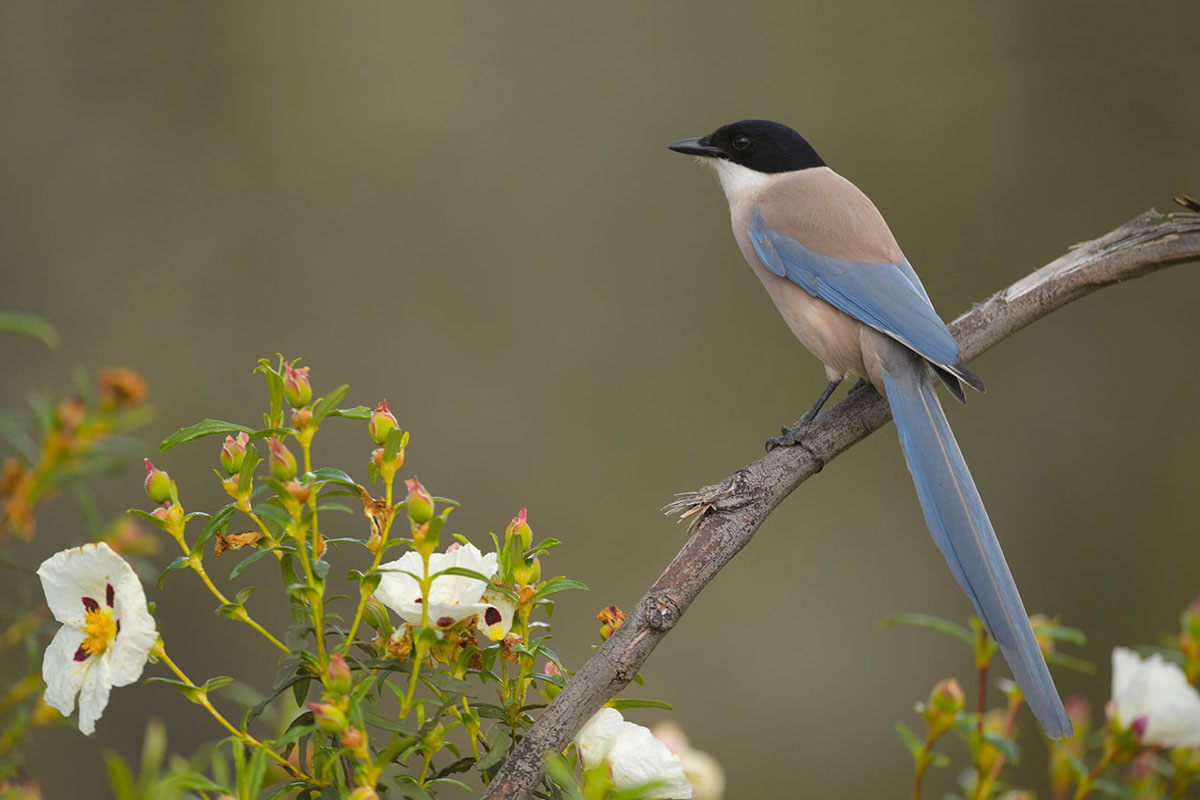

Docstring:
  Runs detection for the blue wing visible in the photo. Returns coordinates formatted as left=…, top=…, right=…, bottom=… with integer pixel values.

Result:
left=749, top=206, right=960, bottom=368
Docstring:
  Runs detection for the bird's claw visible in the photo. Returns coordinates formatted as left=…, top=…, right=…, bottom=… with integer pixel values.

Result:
left=766, top=422, right=811, bottom=451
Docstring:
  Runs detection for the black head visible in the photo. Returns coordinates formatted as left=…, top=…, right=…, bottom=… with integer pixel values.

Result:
left=668, top=119, right=825, bottom=173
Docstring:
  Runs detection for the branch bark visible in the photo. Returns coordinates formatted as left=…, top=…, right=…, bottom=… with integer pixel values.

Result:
left=483, top=206, right=1200, bottom=800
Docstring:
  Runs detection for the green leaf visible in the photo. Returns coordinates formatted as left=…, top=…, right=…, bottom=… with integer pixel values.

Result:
left=144, top=677, right=202, bottom=703
left=328, top=405, right=372, bottom=420
left=533, top=578, right=588, bottom=601
left=880, top=612, right=972, bottom=644
left=311, top=384, right=350, bottom=426
left=0, top=312, right=59, bottom=350
left=250, top=502, right=291, bottom=531
left=157, top=556, right=191, bottom=590
left=159, top=419, right=254, bottom=453
left=894, top=721, right=923, bottom=757
left=982, top=731, right=1020, bottom=764
left=383, top=427, right=408, bottom=461
left=1034, top=621, right=1087, bottom=645
left=311, top=467, right=359, bottom=490
left=255, top=357, right=285, bottom=429
left=432, top=566, right=494, bottom=583
left=194, top=503, right=237, bottom=555
left=128, top=507, right=169, bottom=531
left=1047, top=651, right=1097, bottom=674
left=103, top=750, right=136, bottom=800
left=201, top=676, right=235, bottom=694
left=394, top=776, right=433, bottom=800
left=362, top=708, right=417, bottom=736
left=606, top=698, right=673, bottom=711
left=477, top=725, right=511, bottom=773
left=230, top=548, right=276, bottom=580
left=238, top=443, right=261, bottom=495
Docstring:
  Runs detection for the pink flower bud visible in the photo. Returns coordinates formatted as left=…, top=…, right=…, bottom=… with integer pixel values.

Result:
left=283, top=361, right=312, bottom=408
left=143, top=459, right=172, bottom=505
left=219, top=433, right=249, bottom=476
left=268, top=436, right=298, bottom=482
left=405, top=477, right=434, bottom=524
left=326, top=653, right=352, bottom=695
left=368, top=400, right=398, bottom=446
left=308, top=701, right=346, bottom=734
left=506, top=507, right=533, bottom=550
left=340, top=727, right=364, bottom=749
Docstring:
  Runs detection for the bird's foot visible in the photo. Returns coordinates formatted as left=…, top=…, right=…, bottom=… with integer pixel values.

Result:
left=662, top=471, right=755, bottom=532
left=765, top=421, right=811, bottom=451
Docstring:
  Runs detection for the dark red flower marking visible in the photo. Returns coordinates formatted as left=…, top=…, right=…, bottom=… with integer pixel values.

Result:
left=436, top=616, right=454, bottom=627
left=484, top=607, right=502, bottom=626
left=73, top=645, right=90, bottom=662
left=81, top=597, right=99, bottom=612
left=105, top=583, right=114, bottom=607
left=414, top=597, right=422, bottom=604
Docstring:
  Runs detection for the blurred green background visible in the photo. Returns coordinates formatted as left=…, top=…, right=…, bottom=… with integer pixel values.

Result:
left=3, top=1, right=1199, bottom=796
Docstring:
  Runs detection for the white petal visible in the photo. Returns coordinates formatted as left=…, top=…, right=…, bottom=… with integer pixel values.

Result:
left=607, top=722, right=692, bottom=799
left=77, top=654, right=113, bottom=736
left=1109, top=647, right=1200, bottom=748
left=375, top=551, right=425, bottom=619
left=376, top=545, right=500, bottom=625
left=576, top=709, right=692, bottom=799
left=37, top=542, right=131, bottom=627
left=477, top=590, right=517, bottom=641
left=108, top=605, right=157, bottom=688
left=41, top=625, right=87, bottom=719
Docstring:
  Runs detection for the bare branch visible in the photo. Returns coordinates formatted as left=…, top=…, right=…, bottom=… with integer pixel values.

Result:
left=483, top=207, right=1200, bottom=800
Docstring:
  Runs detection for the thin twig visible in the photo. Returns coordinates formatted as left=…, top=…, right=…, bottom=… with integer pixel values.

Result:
left=483, top=207, right=1200, bottom=800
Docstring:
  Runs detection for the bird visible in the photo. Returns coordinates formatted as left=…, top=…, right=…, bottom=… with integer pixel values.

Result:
left=668, top=119, right=1072, bottom=739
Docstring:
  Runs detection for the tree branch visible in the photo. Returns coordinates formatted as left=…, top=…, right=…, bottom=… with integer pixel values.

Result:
left=483, top=206, right=1200, bottom=800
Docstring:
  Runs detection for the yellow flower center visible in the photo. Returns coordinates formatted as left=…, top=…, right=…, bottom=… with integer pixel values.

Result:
left=81, top=605, right=117, bottom=657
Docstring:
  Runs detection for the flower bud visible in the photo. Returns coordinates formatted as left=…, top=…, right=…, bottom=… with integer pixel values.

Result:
left=923, top=678, right=965, bottom=740
left=597, top=605, right=626, bottom=641
left=326, top=653, right=353, bottom=695
left=219, top=433, right=249, bottom=476
left=285, top=480, right=312, bottom=504
left=152, top=506, right=169, bottom=522
left=506, top=507, right=533, bottom=550
left=268, top=436, right=297, bottom=481
left=364, top=598, right=392, bottom=635
left=291, top=407, right=313, bottom=430
left=368, top=400, right=398, bottom=446
left=347, top=787, right=378, bottom=800
left=929, top=678, right=965, bottom=716
left=340, top=727, right=363, bottom=748
left=283, top=361, right=312, bottom=408
left=144, top=459, right=172, bottom=505
left=308, top=702, right=346, bottom=734
left=405, top=477, right=433, bottom=524
left=543, top=661, right=562, bottom=677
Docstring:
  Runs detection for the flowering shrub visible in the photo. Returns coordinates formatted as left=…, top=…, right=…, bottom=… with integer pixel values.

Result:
left=889, top=604, right=1200, bottom=798
left=2, top=328, right=1199, bottom=800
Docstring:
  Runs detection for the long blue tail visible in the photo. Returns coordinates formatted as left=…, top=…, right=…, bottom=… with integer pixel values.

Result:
left=882, top=352, right=1072, bottom=739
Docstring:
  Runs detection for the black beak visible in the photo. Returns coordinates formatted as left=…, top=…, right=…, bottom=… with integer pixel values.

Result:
left=667, top=136, right=723, bottom=158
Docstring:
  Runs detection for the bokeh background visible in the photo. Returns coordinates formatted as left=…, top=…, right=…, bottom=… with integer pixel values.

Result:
left=3, top=2, right=1200, bottom=796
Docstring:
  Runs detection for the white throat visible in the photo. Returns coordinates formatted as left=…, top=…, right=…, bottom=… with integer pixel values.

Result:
left=712, top=159, right=774, bottom=205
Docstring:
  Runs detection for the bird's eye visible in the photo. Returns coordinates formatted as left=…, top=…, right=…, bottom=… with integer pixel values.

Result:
left=732, top=136, right=751, bottom=151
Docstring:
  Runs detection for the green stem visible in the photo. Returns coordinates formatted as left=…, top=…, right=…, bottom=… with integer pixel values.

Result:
left=152, top=641, right=318, bottom=785
left=343, top=475, right=397, bottom=652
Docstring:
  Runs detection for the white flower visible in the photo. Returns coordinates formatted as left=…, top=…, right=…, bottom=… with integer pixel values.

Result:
left=477, top=588, right=517, bottom=642
left=576, top=708, right=692, bottom=799
left=375, top=544, right=497, bottom=628
left=37, top=542, right=158, bottom=735
left=1109, top=646, right=1200, bottom=748
left=651, top=721, right=725, bottom=800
